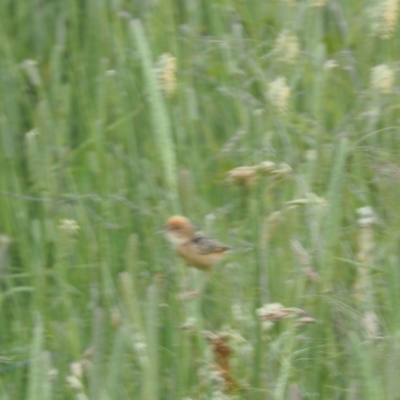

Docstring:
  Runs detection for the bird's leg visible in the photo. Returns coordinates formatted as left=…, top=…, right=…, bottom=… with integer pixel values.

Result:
left=185, top=268, right=210, bottom=299
left=179, top=268, right=209, bottom=300
left=184, top=269, right=207, bottom=329
left=176, top=262, right=196, bottom=300
left=194, top=269, right=210, bottom=295
left=180, top=267, right=199, bottom=300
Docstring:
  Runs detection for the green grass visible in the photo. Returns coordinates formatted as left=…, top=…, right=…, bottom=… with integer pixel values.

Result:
left=1, top=0, right=400, bottom=399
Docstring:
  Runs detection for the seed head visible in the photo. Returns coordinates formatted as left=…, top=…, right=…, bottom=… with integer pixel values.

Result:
left=66, top=375, right=83, bottom=390
left=58, top=219, right=80, bottom=234
left=357, top=206, right=377, bottom=227
left=371, top=64, right=394, bottom=94
left=258, top=161, right=276, bottom=175
left=267, top=77, right=291, bottom=114
left=323, top=59, right=338, bottom=70
left=154, top=53, right=177, bottom=97
left=369, top=0, right=399, bottom=39
left=226, top=166, right=258, bottom=187
left=273, top=31, right=300, bottom=64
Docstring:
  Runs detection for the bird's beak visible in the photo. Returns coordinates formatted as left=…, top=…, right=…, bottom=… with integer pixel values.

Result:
left=156, top=228, right=166, bottom=234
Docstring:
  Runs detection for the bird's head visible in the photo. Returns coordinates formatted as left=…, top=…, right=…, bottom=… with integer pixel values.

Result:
left=164, top=215, right=194, bottom=246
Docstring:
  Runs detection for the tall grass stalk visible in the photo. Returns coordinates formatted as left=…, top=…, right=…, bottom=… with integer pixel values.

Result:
left=142, top=284, right=159, bottom=400
left=130, top=19, right=178, bottom=207
left=1, top=1, right=400, bottom=399
left=27, top=316, right=53, bottom=400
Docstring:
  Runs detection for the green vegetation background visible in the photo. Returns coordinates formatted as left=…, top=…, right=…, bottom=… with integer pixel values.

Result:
left=0, top=0, right=399, bottom=399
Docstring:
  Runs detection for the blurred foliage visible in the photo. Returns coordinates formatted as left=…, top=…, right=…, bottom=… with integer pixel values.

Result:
left=0, top=0, right=400, bottom=399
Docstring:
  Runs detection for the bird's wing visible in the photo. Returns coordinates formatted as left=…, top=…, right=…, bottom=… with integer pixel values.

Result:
left=192, top=234, right=231, bottom=255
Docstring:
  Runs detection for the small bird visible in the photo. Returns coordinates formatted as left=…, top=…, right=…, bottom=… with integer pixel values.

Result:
left=163, top=215, right=232, bottom=270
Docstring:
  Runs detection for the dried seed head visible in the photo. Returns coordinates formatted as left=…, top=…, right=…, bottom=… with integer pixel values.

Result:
left=258, top=161, right=277, bottom=175
left=371, top=64, right=395, bottom=94
left=323, top=59, right=338, bottom=70
left=291, top=239, right=320, bottom=283
left=356, top=206, right=377, bottom=227
left=66, top=375, right=83, bottom=390
left=286, top=193, right=326, bottom=206
left=154, top=53, right=177, bottom=97
left=271, top=162, right=293, bottom=177
left=205, top=332, right=240, bottom=392
left=58, top=219, right=80, bottom=233
left=226, top=166, right=258, bottom=186
left=220, top=129, right=247, bottom=154
left=273, top=31, right=300, bottom=64
left=286, top=198, right=309, bottom=206
left=256, top=302, right=314, bottom=330
left=181, top=317, right=197, bottom=330
left=258, top=161, right=293, bottom=180
left=295, top=316, right=317, bottom=326
left=303, top=266, right=320, bottom=283
left=356, top=206, right=376, bottom=265
left=257, top=303, right=307, bottom=321
left=70, top=362, right=83, bottom=379
left=267, top=77, right=291, bottom=114
left=259, top=211, right=282, bottom=247
left=369, top=0, right=399, bottom=39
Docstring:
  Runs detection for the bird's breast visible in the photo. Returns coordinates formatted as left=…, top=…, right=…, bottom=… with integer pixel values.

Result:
left=176, top=242, right=225, bottom=270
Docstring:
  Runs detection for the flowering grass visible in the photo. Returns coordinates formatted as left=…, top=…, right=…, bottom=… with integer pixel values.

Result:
left=0, top=1, right=400, bottom=399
